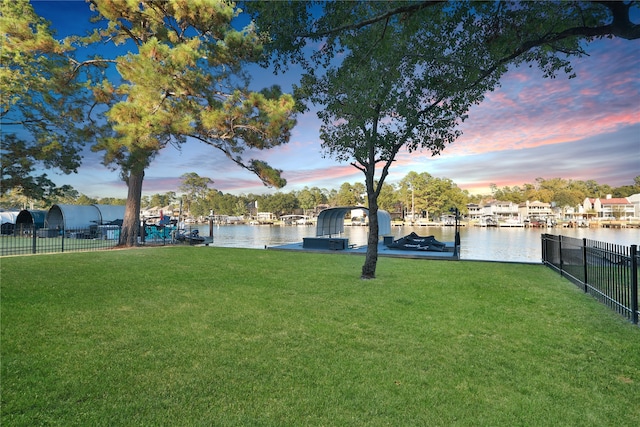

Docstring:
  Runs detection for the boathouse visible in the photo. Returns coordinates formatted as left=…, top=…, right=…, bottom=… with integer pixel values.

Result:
left=16, top=209, right=47, bottom=229
left=303, top=206, right=391, bottom=250
left=44, top=204, right=126, bottom=233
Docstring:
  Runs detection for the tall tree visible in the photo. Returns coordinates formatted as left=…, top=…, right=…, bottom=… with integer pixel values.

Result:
left=256, top=192, right=298, bottom=215
left=179, top=172, right=213, bottom=215
left=334, top=182, right=366, bottom=206
left=424, top=177, right=468, bottom=218
left=249, top=1, right=639, bottom=278
left=399, top=172, right=431, bottom=219
left=297, top=186, right=328, bottom=213
left=399, top=172, right=468, bottom=219
left=83, top=0, right=297, bottom=246
left=377, top=182, right=399, bottom=214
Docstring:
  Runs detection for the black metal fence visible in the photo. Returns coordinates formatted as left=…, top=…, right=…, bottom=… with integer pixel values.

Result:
left=541, top=234, right=639, bottom=325
left=1, top=224, right=123, bottom=256
left=0, top=224, right=208, bottom=256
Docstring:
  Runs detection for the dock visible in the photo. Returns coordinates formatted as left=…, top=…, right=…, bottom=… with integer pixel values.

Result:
left=269, top=241, right=459, bottom=261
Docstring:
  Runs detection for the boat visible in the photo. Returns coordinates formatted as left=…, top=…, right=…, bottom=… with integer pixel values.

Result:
left=175, top=229, right=207, bottom=244
left=475, top=216, right=498, bottom=227
left=386, top=232, right=449, bottom=252
left=499, top=218, right=525, bottom=227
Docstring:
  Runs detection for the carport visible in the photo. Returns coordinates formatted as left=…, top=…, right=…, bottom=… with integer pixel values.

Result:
left=44, top=204, right=126, bottom=239
left=303, top=206, right=391, bottom=250
left=45, top=204, right=101, bottom=229
left=93, top=204, right=126, bottom=224
left=45, top=204, right=126, bottom=229
left=315, top=206, right=391, bottom=236
left=16, top=209, right=47, bottom=231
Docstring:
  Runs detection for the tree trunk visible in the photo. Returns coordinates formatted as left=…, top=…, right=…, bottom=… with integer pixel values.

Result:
left=361, top=191, right=379, bottom=279
left=119, top=170, right=144, bottom=247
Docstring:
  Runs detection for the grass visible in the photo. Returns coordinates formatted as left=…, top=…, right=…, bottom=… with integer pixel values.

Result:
left=0, top=235, right=120, bottom=256
left=1, top=247, right=639, bottom=426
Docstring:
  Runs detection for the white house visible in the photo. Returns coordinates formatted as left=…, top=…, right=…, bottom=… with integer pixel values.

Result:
left=582, top=195, right=634, bottom=219
left=627, top=193, right=640, bottom=218
left=466, top=203, right=482, bottom=220
left=518, top=200, right=553, bottom=220
left=482, top=200, right=519, bottom=220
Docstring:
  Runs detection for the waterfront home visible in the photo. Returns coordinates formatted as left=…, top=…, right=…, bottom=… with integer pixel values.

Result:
left=256, top=212, right=277, bottom=223
left=466, top=203, right=482, bottom=220
left=628, top=194, right=640, bottom=217
left=480, top=200, right=519, bottom=221
left=582, top=195, right=635, bottom=219
left=518, top=200, right=553, bottom=219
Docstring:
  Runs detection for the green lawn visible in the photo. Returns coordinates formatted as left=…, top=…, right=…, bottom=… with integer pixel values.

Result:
left=2, top=247, right=639, bottom=426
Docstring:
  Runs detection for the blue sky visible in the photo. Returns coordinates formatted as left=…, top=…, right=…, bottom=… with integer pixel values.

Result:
left=28, top=1, right=640, bottom=198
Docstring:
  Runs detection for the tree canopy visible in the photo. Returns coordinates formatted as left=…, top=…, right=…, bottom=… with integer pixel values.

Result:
left=0, top=0, right=93, bottom=201
left=248, top=0, right=640, bottom=278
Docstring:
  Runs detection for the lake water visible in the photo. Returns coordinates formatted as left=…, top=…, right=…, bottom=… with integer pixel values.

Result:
left=189, top=224, right=640, bottom=263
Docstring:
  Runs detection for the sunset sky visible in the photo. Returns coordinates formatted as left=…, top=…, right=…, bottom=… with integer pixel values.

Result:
left=29, top=1, right=640, bottom=199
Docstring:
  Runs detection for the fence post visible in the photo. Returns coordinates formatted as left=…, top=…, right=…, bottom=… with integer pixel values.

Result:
left=631, top=244, right=638, bottom=325
left=582, top=238, right=588, bottom=293
left=32, top=225, right=37, bottom=254
left=61, top=228, right=65, bottom=253
left=559, top=235, right=564, bottom=278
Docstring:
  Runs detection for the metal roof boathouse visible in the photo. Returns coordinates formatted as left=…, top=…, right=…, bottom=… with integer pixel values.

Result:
left=302, top=206, right=391, bottom=251
left=44, top=204, right=125, bottom=230
left=16, top=209, right=47, bottom=228
left=315, top=206, right=391, bottom=237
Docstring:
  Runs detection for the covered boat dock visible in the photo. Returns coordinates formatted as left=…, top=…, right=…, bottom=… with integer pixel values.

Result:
left=271, top=206, right=458, bottom=260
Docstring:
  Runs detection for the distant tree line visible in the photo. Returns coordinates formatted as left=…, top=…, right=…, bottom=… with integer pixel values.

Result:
left=488, top=176, right=640, bottom=206
left=3, top=173, right=637, bottom=220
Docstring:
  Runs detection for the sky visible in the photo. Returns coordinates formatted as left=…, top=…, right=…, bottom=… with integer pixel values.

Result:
left=25, top=1, right=640, bottom=199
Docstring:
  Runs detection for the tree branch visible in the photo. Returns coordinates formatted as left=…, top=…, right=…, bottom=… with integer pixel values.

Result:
left=296, top=1, right=443, bottom=38
left=68, top=58, right=119, bottom=82
left=297, top=1, right=639, bottom=41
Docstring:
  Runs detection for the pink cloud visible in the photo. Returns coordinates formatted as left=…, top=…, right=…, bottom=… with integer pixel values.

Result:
left=443, top=58, right=640, bottom=158
left=142, top=177, right=183, bottom=193
left=283, top=164, right=359, bottom=185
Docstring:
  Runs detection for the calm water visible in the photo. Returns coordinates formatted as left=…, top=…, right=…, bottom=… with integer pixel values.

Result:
left=191, top=224, right=640, bottom=263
